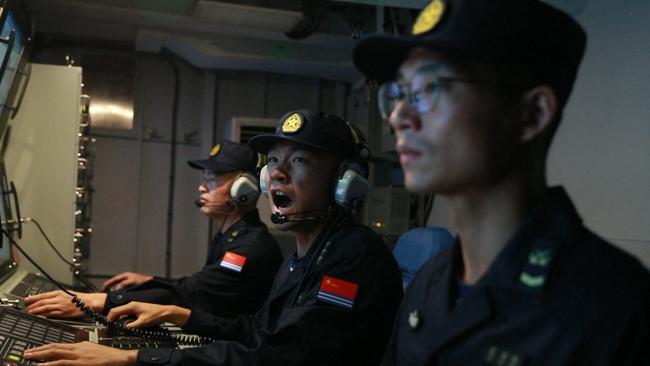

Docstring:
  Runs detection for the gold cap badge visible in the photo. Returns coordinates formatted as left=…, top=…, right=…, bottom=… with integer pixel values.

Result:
left=281, top=113, right=303, bottom=134
left=209, top=144, right=221, bottom=157
left=412, top=0, right=445, bottom=35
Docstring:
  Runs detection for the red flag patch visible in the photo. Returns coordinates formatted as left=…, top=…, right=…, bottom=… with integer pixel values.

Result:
left=317, top=276, right=359, bottom=309
left=220, top=251, right=247, bottom=272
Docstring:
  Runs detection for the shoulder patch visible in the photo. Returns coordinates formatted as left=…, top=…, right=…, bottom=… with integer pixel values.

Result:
left=317, top=275, right=359, bottom=309
left=220, top=251, right=247, bottom=272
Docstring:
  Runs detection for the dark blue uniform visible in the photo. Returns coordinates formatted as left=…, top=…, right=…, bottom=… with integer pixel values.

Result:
left=382, top=187, right=649, bottom=366
left=136, top=218, right=403, bottom=365
left=104, top=210, right=283, bottom=317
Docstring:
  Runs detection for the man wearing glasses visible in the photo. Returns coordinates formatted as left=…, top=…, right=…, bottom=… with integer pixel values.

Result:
left=25, top=140, right=283, bottom=322
left=354, top=0, right=649, bottom=364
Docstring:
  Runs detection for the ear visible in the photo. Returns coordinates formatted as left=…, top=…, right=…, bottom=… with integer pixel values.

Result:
left=520, top=86, right=558, bottom=143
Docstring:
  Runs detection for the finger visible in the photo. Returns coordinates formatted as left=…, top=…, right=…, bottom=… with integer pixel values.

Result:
left=107, top=303, right=136, bottom=321
left=27, top=304, right=73, bottom=317
left=102, top=274, right=127, bottom=289
left=25, top=301, right=64, bottom=314
left=25, top=290, right=63, bottom=304
left=126, top=317, right=148, bottom=328
left=24, top=344, right=76, bottom=360
left=113, top=281, right=129, bottom=290
left=25, top=297, right=67, bottom=312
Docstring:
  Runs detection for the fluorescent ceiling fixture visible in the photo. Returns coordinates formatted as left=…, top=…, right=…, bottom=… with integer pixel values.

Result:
left=194, top=1, right=302, bottom=32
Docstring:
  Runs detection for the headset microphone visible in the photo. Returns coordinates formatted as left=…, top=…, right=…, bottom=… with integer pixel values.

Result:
left=270, top=210, right=328, bottom=224
left=194, top=199, right=203, bottom=208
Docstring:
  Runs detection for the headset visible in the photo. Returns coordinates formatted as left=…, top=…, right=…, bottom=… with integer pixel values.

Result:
left=259, top=120, right=371, bottom=210
left=333, top=122, right=371, bottom=209
left=230, top=152, right=265, bottom=208
left=228, top=172, right=260, bottom=208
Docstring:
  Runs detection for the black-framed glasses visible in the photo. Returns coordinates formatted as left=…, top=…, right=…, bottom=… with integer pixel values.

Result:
left=377, top=76, right=501, bottom=120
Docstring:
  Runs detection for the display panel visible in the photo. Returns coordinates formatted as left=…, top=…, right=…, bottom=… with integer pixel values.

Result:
left=0, top=9, right=24, bottom=111
left=0, top=0, right=30, bottom=140
left=0, top=163, right=15, bottom=284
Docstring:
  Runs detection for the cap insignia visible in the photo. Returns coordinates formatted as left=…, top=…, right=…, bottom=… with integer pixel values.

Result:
left=412, top=0, right=445, bottom=35
left=209, top=144, right=221, bottom=157
left=281, top=113, right=303, bottom=134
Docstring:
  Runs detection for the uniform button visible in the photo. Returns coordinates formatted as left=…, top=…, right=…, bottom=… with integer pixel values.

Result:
left=116, top=294, right=124, bottom=301
left=408, top=309, right=422, bottom=330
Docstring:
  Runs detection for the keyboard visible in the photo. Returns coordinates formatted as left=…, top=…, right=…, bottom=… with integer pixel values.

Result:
left=10, top=273, right=59, bottom=298
left=0, top=305, right=205, bottom=365
left=0, top=307, right=87, bottom=365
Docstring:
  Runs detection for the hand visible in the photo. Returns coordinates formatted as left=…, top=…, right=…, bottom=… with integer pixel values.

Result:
left=107, top=301, right=191, bottom=328
left=24, top=291, right=106, bottom=318
left=23, top=341, right=138, bottom=366
left=102, top=272, right=153, bottom=291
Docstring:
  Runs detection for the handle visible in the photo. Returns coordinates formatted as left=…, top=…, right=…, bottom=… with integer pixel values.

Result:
left=8, top=61, right=31, bottom=119
left=9, top=182, right=21, bottom=239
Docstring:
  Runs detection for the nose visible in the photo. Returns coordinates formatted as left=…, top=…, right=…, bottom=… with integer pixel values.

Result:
left=388, top=100, right=422, bottom=133
left=268, top=164, right=289, bottom=184
left=198, top=182, right=208, bottom=193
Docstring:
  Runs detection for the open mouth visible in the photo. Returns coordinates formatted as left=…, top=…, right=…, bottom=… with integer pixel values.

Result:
left=272, top=190, right=293, bottom=209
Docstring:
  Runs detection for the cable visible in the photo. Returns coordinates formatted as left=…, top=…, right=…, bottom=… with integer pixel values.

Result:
left=29, top=218, right=74, bottom=266
left=0, top=228, right=214, bottom=346
left=289, top=207, right=351, bottom=307
left=23, top=218, right=98, bottom=292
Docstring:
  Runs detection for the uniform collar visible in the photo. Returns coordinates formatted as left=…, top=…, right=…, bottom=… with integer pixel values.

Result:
left=220, top=209, right=263, bottom=241
left=420, top=187, right=585, bottom=353
left=451, top=186, right=583, bottom=292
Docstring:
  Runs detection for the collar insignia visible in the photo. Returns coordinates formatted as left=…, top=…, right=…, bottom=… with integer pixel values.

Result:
left=209, top=144, right=221, bottom=157
left=281, top=113, right=303, bottom=134
left=412, top=0, right=445, bottom=35
left=528, top=249, right=551, bottom=266
left=408, top=309, right=421, bottom=329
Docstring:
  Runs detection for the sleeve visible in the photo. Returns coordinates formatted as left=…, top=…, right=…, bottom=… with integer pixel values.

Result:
left=104, top=230, right=281, bottom=317
left=103, top=280, right=180, bottom=314
left=135, top=229, right=403, bottom=366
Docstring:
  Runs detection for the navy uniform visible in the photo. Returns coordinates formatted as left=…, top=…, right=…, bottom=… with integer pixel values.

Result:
left=382, top=188, right=649, bottom=365
left=105, top=140, right=283, bottom=317
left=352, top=0, right=650, bottom=365
left=105, top=209, right=282, bottom=317
left=135, top=110, right=403, bottom=365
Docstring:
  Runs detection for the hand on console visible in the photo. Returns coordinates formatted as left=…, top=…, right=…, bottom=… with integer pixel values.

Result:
left=101, top=272, right=154, bottom=291
left=107, top=301, right=191, bottom=328
left=24, top=291, right=106, bottom=318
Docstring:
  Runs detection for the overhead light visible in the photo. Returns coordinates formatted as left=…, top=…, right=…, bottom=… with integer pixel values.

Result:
left=194, top=1, right=302, bottom=32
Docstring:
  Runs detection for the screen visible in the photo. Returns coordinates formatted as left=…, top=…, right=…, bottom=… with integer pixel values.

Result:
left=0, top=10, right=24, bottom=110
left=0, top=166, right=14, bottom=284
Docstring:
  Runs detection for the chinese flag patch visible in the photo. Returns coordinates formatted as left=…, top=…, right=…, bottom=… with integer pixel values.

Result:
left=220, top=251, right=247, bottom=272
left=317, top=275, right=359, bottom=309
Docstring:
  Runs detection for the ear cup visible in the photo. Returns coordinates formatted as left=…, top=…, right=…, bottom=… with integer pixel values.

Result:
left=333, top=159, right=370, bottom=209
left=258, top=165, right=269, bottom=198
left=230, top=172, right=260, bottom=205
left=331, top=121, right=371, bottom=209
